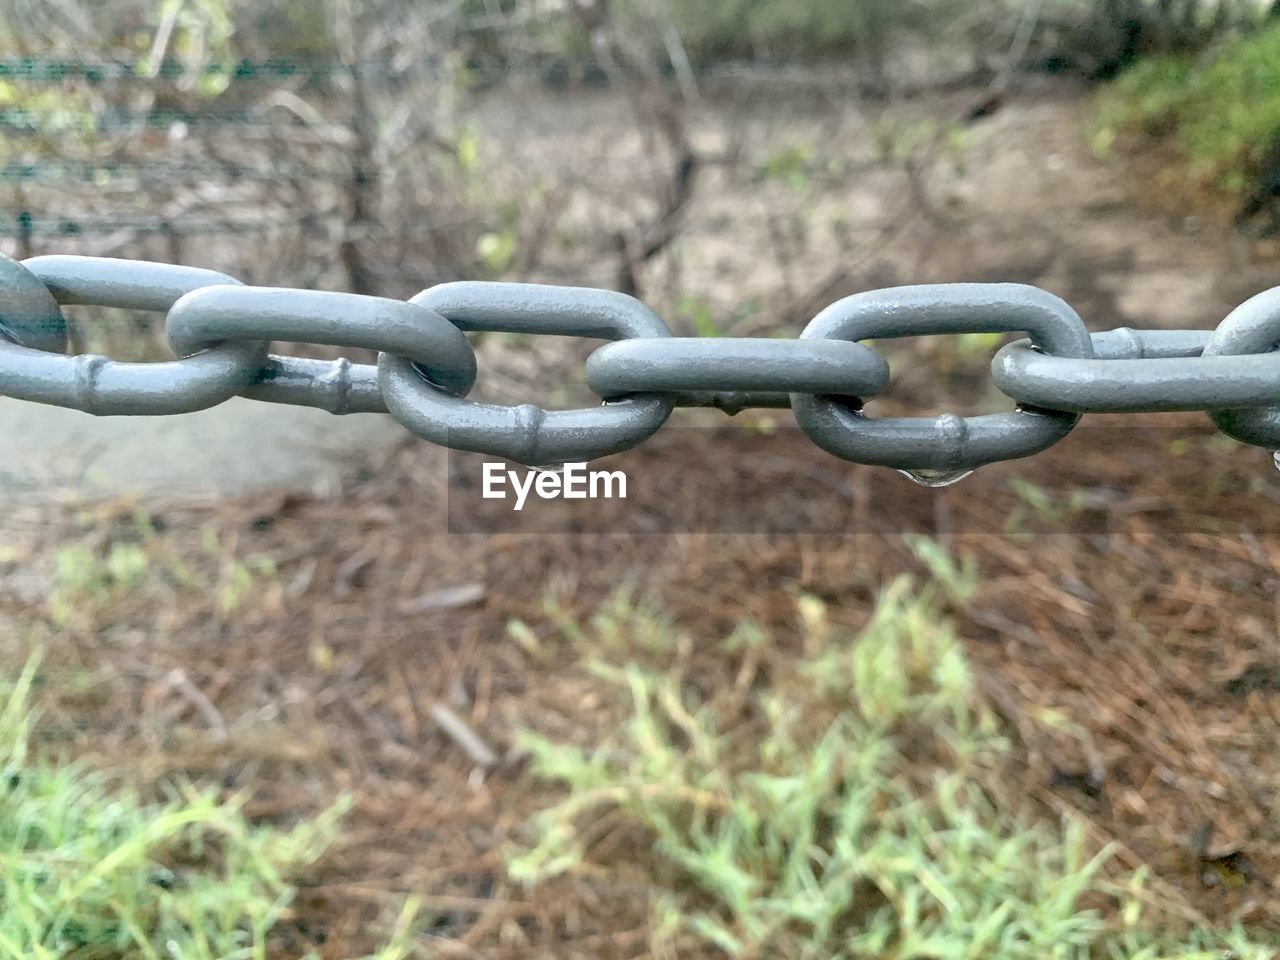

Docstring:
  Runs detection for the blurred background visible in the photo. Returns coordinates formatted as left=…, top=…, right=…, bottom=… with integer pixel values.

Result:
left=7, top=0, right=1280, bottom=495
left=5, top=1, right=1280, bottom=957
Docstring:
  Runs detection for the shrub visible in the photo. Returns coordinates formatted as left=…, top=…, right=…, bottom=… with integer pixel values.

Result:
left=507, top=541, right=1276, bottom=958
left=0, top=655, right=415, bottom=960
left=1095, top=22, right=1280, bottom=195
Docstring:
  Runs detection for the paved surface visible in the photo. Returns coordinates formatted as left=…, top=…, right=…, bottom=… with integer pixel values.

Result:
left=0, top=397, right=405, bottom=502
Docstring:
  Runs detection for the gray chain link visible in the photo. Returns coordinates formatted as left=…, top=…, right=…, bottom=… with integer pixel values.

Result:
left=790, top=284, right=1092, bottom=479
left=166, top=284, right=477, bottom=409
left=0, top=256, right=267, bottom=415
left=0, top=255, right=65, bottom=353
left=585, top=337, right=889, bottom=403
left=381, top=282, right=675, bottom=464
left=4, top=251, right=1280, bottom=475
left=1202, top=288, right=1280, bottom=449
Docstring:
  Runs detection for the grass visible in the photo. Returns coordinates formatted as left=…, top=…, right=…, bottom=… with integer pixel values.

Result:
left=45, top=512, right=278, bottom=630
left=0, top=654, right=419, bottom=960
left=505, top=539, right=1277, bottom=959
left=12, top=436, right=1280, bottom=955
left=1094, top=21, right=1280, bottom=197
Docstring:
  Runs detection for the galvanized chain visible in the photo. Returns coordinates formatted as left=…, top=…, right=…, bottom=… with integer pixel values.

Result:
left=4, top=251, right=1280, bottom=482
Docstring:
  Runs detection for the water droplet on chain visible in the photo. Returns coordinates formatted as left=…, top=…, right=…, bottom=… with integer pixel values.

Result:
left=1272, top=451, right=1280, bottom=472
left=898, top=467, right=974, bottom=488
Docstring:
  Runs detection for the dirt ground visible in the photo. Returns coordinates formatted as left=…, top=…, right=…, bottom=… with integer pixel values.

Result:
left=475, top=77, right=1277, bottom=333
left=6, top=419, right=1280, bottom=956
left=6, top=82, right=1280, bottom=956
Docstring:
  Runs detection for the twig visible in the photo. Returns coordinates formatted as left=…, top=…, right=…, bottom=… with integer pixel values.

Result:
left=130, top=662, right=229, bottom=743
left=428, top=702, right=497, bottom=768
left=163, top=668, right=228, bottom=743
left=398, top=583, right=486, bottom=615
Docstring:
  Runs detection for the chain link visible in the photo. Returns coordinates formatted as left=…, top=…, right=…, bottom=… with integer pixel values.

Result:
left=790, top=284, right=1092, bottom=477
left=381, top=282, right=674, bottom=464
left=0, top=255, right=65, bottom=353
left=4, top=251, right=1280, bottom=474
left=585, top=337, right=889, bottom=401
left=0, top=256, right=267, bottom=415
left=992, top=328, right=1224, bottom=412
left=166, top=285, right=477, bottom=408
left=1202, top=288, right=1280, bottom=449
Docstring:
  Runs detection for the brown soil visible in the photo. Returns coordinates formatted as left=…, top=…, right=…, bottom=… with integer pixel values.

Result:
left=481, top=82, right=1279, bottom=332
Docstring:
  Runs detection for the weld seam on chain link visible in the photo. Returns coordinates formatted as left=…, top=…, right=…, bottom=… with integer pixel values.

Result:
left=249, top=356, right=386, bottom=416
left=935, top=414, right=967, bottom=474
left=73, top=354, right=103, bottom=415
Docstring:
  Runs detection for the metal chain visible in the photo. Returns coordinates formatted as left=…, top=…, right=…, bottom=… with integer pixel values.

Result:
left=4, top=251, right=1280, bottom=479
